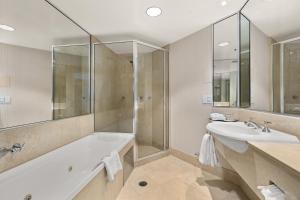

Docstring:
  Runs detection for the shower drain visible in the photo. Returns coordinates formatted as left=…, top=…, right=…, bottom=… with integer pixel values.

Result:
left=138, top=181, right=148, bottom=187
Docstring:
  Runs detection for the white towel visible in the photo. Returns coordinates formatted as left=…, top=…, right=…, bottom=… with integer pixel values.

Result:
left=102, top=151, right=123, bottom=182
left=210, top=113, right=226, bottom=121
left=199, top=133, right=219, bottom=167
left=258, top=185, right=286, bottom=200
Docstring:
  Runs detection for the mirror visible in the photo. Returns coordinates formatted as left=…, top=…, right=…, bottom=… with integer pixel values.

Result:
left=0, top=0, right=90, bottom=128
left=213, top=13, right=250, bottom=107
left=242, top=0, right=300, bottom=115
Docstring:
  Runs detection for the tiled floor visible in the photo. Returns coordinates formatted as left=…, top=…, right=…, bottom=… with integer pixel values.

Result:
left=137, top=145, right=161, bottom=158
left=117, top=155, right=249, bottom=200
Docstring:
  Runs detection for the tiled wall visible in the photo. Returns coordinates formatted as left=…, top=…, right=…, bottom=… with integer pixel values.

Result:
left=213, top=107, right=300, bottom=139
left=238, top=109, right=300, bottom=139
left=0, top=114, right=94, bottom=173
left=94, top=43, right=133, bottom=132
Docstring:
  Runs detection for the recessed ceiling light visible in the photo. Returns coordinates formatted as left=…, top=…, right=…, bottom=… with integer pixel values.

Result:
left=0, top=24, right=15, bottom=31
left=221, top=0, right=228, bottom=6
left=146, top=7, right=162, bottom=17
left=218, top=42, right=230, bottom=47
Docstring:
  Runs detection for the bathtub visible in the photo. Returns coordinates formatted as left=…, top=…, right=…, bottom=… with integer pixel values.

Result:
left=0, top=132, right=134, bottom=200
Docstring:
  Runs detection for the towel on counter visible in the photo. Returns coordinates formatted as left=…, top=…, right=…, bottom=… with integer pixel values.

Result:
left=258, top=185, right=286, bottom=200
left=210, top=113, right=226, bottom=121
left=102, top=151, right=123, bottom=182
left=199, top=133, right=219, bottom=167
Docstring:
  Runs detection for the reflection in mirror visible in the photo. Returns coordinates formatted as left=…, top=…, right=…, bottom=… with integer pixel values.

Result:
left=53, top=44, right=90, bottom=120
left=273, top=40, right=300, bottom=115
left=213, top=14, right=239, bottom=107
left=242, top=0, right=300, bottom=115
left=0, top=0, right=90, bottom=128
left=240, top=14, right=250, bottom=108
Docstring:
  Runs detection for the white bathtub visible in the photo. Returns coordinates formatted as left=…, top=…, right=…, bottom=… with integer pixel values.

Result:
left=0, top=132, right=134, bottom=200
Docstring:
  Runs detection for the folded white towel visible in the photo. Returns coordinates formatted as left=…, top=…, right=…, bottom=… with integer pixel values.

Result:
left=258, top=185, right=286, bottom=200
left=102, top=151, right=123, bottom=182
left=210, top=113, right=226, bottom=121
left=199, top=133, right=219, bottom=167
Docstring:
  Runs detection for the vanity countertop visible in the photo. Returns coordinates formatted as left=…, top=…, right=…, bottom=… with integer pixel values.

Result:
left=249, top=142, right=300, bottom=176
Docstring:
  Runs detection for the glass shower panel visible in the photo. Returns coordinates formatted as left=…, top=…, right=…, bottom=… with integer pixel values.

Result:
left=94, top=42, right=134, bottom=132
left=136, top=43, right=165, bottom=158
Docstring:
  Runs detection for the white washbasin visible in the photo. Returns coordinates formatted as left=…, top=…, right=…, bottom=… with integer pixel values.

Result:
left=207, top=122, right=300, bottom=153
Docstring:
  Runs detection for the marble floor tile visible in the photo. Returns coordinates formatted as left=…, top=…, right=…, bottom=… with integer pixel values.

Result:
left=117, top=155, right=249, bottom=200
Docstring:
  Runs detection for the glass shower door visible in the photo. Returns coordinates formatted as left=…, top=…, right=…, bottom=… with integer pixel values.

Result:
left=135, top=43, right=166, bottom=159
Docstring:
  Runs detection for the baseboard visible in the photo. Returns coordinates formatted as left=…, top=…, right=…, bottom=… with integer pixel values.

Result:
left=170, top=148, right=262, bottom=199
left=134, top=150, right=170, bottom=167
left=169, top=148, right=240, bottom=185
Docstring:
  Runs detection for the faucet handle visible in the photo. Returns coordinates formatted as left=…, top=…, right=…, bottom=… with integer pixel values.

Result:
left=262, top=121, right=272, bottom=133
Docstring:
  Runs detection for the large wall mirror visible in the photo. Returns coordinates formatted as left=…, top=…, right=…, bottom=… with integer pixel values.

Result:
left=242, top=0, right=300, bottom=115
left=0, top=0, right=91, bottom=129
left=213, top=13, right=250, bottom=108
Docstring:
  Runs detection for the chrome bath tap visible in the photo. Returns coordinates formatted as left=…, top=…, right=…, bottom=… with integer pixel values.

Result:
left=0, top=143, right=24, bottom=158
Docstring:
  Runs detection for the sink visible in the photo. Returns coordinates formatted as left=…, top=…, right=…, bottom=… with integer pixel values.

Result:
left=206, top=122, right=300, bottom=153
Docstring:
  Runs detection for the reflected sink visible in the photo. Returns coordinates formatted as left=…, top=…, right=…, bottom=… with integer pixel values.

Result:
left=207, top=122, right=300, bottom=153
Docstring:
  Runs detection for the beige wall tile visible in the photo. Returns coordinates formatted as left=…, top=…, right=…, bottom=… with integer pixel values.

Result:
left=0, top=114, right=94, bottom=173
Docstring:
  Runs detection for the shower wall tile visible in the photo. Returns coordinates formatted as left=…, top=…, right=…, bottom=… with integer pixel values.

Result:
left=94, top=43, right=133, bottom=133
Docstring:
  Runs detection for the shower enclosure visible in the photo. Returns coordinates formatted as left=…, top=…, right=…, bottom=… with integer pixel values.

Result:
left=93, top=40, right=169, bottom=160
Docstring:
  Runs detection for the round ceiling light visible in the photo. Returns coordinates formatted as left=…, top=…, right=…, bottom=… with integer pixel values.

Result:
left=0, top=24, right=15, bottom=31
left=146, top=7, right=162, bottom=17
left=220, top=0, right=228, bottom=6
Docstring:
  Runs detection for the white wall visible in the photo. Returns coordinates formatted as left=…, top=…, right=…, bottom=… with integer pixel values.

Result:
left=169, top=26, right=213, bottom=156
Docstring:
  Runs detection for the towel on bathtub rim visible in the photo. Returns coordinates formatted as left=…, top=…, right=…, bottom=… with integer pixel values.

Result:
left=102, top=151, right=123, bottom=181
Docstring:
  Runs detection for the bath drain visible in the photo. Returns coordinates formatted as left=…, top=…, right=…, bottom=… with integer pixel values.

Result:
left=138, top=181, right=148, bottom=187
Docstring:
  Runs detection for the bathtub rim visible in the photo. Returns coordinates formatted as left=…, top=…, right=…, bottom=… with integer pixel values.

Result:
left=0, top=132, right=135, bottom=200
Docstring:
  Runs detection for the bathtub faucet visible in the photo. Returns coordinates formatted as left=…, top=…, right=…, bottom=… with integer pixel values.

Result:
left=0, top=143, right=24, bottom=158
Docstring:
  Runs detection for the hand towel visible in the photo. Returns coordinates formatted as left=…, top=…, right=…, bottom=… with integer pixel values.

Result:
left=102, top=151, right=123, bottom=182
left=199, top=133, right=219, bottom=167
left=258, top=185, right=286, bottom=200
left=210, top=113, right=226, bottom=121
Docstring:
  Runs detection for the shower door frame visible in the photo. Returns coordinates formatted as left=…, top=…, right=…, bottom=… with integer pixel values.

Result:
left=96, top=40, right=169, bottom=161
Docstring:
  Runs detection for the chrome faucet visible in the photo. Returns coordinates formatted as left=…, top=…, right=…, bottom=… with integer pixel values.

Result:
left=262, top=121, right=272, bottom=133
left=244, top=120, right=262, bottom=129
left=0, top=143, right=24, bottom=158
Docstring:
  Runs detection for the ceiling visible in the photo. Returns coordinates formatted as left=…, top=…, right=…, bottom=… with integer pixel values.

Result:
left=0, top=0, right=89, bottom=51
left=48, top=0, right=248, bottom=47
left=242, top=0, right=300, bottom=41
